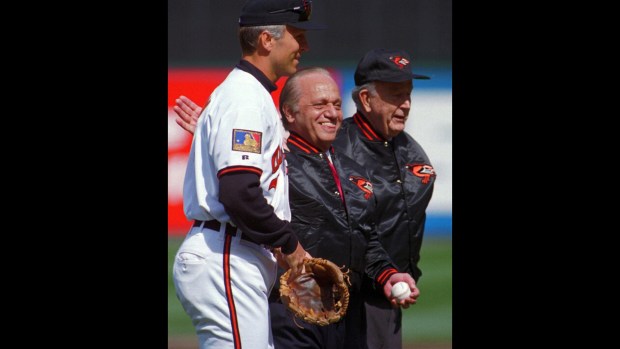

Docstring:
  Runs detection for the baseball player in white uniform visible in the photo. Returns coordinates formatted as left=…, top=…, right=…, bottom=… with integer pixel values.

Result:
left=172, top=1, right=326, bottom=348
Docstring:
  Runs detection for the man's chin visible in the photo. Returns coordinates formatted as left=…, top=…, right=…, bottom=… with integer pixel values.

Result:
left=388, top=125, right=406, bottom=137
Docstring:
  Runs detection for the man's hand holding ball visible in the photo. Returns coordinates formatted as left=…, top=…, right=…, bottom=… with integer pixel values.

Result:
left=383, top=273, right=420, bottom=308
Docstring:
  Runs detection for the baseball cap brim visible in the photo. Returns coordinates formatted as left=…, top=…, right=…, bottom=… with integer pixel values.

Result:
left=370, top=71, right=430, bottom=83
left=287, top=21, right=328, bottom=30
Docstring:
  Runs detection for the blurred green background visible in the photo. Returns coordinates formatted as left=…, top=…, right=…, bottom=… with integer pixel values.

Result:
left=168, top=236, right=452, bottom=347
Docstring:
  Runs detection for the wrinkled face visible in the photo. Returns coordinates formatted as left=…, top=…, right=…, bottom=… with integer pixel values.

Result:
left=286, top=73, right=342, bottom=151
left=365, top=80, right=413, bottom=139
left=271, top=25, right=309, bottom=77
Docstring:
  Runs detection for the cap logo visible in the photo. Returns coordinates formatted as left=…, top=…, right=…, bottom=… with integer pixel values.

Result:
left=389, top=56, right=410, bottom=69
left=302, top=0, right=312, bottom=19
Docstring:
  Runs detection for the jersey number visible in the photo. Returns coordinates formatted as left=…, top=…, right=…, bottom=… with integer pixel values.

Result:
left=269, top=147, right=283, bottom=190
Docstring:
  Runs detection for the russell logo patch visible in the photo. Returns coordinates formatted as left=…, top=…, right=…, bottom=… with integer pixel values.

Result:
left=349, top=175, right=373, bottom=199
left=232, top=129, right=262, bottom=154
left=406, top=164, right=436, bottom=184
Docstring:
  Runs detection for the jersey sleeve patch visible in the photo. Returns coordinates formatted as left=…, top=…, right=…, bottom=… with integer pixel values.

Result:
left=232, top=129, right=262, bottom=154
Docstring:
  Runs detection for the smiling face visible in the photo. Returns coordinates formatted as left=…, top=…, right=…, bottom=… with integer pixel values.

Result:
left=284, top=72, right=342, bottom=151
left=363, top=80, right=413, bottom=139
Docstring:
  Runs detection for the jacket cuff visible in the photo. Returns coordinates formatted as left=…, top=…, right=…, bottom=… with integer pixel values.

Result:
left=375, top=267, right=398, bottom=286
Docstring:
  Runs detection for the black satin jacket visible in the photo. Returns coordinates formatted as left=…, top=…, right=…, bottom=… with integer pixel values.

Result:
left=332, top=113, right=436, bottom=282
left=279, top=132, right=398, bottom=294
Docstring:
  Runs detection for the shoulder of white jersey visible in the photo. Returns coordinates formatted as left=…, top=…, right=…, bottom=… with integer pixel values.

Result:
left=218, top=69, right=268, bottom=100
left=207, top=70, right=276, bottom=120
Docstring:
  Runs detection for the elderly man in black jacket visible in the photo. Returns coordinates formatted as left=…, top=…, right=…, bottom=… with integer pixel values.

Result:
left=332, top=48, right=436, bottom=349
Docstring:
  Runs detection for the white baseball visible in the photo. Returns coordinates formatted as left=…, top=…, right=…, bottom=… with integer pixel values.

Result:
left=391, top=281, right=411, bottom=301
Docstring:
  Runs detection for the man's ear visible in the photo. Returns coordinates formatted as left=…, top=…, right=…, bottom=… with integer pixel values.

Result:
left=258, top=30, right=275, bottom=52
left=359, top=89, right=372, bottom=113
left=282, top=104, right=295, bottom=125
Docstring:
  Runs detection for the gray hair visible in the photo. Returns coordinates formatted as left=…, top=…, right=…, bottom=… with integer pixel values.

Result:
left=279, top=67, right=333, bottom=129
left=351, top=82, right=377, bottom=111
left=238, top=25, right=286, bottom=55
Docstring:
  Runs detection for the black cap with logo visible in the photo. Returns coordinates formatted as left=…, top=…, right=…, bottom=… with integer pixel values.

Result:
left=354, top=48, right=430, bottom=86
left=239, top=0, right=327, bottom=30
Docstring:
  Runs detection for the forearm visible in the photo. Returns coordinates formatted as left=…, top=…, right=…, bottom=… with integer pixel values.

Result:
left=364, top=225, right=399, bottom=287
left=219, top=172, right=298, bottom=253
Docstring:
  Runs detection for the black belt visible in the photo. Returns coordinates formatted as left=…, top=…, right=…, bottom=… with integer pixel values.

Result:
left=193, top=220, right=253, bottom=243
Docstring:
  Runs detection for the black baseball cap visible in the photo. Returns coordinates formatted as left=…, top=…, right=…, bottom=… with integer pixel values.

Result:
left=354, top=48, right=430, bottom=86
left=239, top=0, right=327, bottom=30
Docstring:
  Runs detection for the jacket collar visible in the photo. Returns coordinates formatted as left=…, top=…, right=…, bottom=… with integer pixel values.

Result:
left=287, top=131, right=334, bottom=155
left=352, top=112, right=387, bottom=142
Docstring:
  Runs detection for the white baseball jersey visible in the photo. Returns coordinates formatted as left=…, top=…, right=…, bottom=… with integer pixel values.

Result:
left=183, top=67, right=291, bottom=224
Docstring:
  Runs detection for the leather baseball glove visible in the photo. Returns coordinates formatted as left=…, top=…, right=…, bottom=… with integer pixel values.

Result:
left=279, top=258, right=351, bottom=326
